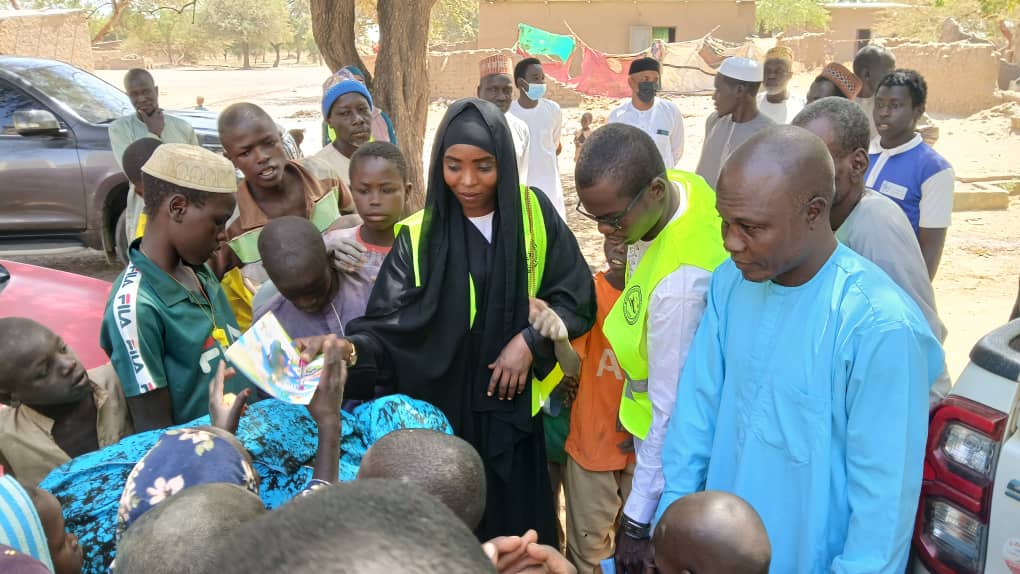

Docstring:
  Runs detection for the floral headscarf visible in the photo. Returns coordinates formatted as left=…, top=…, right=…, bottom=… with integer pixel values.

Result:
left=115, top=428, right=258, bottom=540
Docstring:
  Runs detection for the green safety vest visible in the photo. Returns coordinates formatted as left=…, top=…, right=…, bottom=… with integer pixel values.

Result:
left=604, top=170, right=729, bottom=439
left=396, top=185, right=560, bottom=416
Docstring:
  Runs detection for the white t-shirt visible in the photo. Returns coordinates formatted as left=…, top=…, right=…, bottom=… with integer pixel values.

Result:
left=505, top=112, right=530, bottom=187
left=608, top=98, right=685, bottom=168
left=756, top=93, right=806, bottom=125
left=312, top=143, right=352, bottom=187
left=469, top=212, right=494, bottom=243
left=510, top=99, right=565, bottom=220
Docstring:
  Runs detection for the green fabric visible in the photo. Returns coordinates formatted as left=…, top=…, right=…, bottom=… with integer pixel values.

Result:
left=543, top=406, right=571, bottom=465
left=517, top=23, right=576, bottom=63
left=100, top=240, right=253, bottom=424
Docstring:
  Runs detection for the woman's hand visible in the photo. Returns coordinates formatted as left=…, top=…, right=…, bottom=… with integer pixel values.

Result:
left=295, top=334, right=355, bottom=365
left=488, top=332, right=533, bottom=400
left=208, top=360, right=251, bottom=434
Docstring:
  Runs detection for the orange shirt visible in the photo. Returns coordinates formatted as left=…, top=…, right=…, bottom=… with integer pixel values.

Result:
left=564, top=272, right=636, bottom=472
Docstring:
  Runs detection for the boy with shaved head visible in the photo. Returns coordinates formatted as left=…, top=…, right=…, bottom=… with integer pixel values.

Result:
left=653, top=491, right=770, bottom=574
left=358, top=429, right=486, bottom=529
left=214, top=102, right=359, bottom=330
left=656, top=126, right=943, bottom=573
left=0, top=319, right=133, bottom=484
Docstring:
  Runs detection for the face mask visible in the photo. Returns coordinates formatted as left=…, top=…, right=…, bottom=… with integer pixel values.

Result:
left=525, top=82, right=547, bottom=101
left=637, top=81, right=657, bottom=103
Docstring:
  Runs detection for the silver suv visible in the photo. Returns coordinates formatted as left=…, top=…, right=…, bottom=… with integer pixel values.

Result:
left=0, top=56, right=221, bottom=258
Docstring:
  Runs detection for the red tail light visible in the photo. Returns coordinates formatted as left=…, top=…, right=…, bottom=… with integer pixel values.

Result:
left=914, top=396, right=1008, bottom=574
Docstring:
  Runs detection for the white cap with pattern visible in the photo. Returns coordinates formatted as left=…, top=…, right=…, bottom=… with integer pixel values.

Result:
left=141, top=143, right=236, bottom=194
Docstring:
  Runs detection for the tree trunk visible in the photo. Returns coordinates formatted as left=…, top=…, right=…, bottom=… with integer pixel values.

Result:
left=375, top=0, right=437, bottom=212
left=296, top=48, right=302, bottom=64
left=91, top=0, right=130, bottom=43
left=310, top=0, right=372, bottom=89
left=242, top=41, right=251, bottom=69
left=272, top=43, right=283, bottom=67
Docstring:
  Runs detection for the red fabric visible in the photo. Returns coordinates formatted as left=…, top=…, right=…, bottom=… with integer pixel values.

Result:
left=517, top=46, right=643, bottom=99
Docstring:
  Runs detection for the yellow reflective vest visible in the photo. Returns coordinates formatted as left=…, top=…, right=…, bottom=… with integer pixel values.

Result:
left=604, top=170, right=729, bottom=439
left=396, top=185, right=561, bottom=416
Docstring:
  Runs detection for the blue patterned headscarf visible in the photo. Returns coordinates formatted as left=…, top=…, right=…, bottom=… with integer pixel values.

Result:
left=0, top=475, right=54, bottom=572
left=115, top=428, right=258, bottom=540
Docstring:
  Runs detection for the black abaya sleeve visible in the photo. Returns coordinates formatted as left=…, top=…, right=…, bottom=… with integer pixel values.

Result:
left=524, top=190, right=597, bottom=379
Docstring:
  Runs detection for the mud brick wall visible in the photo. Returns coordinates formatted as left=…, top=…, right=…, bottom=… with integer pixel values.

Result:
left=889, top=42, right=999, bottom=116
left=0, top=10, right=94, bottom=71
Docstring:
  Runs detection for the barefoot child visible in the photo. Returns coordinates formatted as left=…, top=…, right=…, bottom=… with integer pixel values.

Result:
left=574, top=112, right=593, bottom=165
left=100, top=144, right=253, bottom=431
left=0, top=319, right=133, bottom=485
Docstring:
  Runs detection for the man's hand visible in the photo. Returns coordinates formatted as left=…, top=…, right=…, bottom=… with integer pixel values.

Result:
left=614, top=528, right=656, bottom=574
left=488, top=332, right=533, bottom=400
left=325, top=233, right=367, bottom=273
left=307, top=339, right=347, bottom=425
left=140, top=108, right=165, bottom=137
left=529, top=298, right=568, bottom=342
left=560, top=375, right=579, bottom=407
left=208, top=360, right=251, bottom=434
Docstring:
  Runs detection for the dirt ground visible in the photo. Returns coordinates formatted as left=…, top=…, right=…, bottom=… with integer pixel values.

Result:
left=11, top=64, right=1018, bottom=379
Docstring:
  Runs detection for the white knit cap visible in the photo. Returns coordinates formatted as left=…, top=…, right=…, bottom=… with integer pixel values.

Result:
left=141, top=143, right=236, bottom=194
left=718, top=57, right=763, bottom=83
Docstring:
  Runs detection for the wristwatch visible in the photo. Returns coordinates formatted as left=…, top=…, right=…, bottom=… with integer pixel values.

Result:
left=621, top=514, right=651, bottom=540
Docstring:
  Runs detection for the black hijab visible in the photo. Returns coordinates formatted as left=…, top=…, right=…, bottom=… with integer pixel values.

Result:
left=347, top=99, right=535, bottom=425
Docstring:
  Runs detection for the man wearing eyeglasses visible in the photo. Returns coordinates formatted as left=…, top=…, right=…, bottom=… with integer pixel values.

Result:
left=574, top=123, right=728, bottom=573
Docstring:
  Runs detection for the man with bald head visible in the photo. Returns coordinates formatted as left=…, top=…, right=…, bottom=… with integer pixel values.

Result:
left=655, top=126, right=943, bottom=573
left=653, top=491, right=770, bottom=574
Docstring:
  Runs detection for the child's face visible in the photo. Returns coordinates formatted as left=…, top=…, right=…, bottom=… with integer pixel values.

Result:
left=581, top=113, right=592, bottom=127
left=35, top=489, right=83, bottom=574
left=221, top=117, right=288, bottom=188
left=350, top=156, right=408, bottom=233
left=604, top=235, right=627, bottom=278
left=276, top=259, right=335, bottom=315
left=170, top=192, right=236, bottom=266
left=1, top=325, right=90, bottom=407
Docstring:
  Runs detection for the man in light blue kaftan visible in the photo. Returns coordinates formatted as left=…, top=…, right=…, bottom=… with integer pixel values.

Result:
left=654, top=126, right=944, bottom=574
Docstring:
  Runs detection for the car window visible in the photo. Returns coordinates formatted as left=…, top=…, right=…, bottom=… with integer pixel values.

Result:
left=17, top=64, right=132, bottom=124
left=0, top=80, right=39, bottom=135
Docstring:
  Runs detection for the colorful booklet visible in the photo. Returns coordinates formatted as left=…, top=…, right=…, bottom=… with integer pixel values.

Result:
left=225, top=312, right=322, bottom=405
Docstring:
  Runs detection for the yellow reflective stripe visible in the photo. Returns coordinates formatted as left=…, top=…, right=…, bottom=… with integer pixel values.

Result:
left=394, top=210, right=425, bottom=288
left=520, top=185, right=546, bottom=297
left=468, top=274, right=476, bottom=329
left=531, top=363, right=563, bottom=416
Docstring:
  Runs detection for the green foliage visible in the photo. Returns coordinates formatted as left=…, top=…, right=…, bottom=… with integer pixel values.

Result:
left=200, top=0, right=292, bottom=66
left=429, top=0, right=477, bottom=45
left=876, top=0, right=1017, bottom=42
left=756, top=0, right=831, bottom=35
left=121, top=1, right=218, bottom=64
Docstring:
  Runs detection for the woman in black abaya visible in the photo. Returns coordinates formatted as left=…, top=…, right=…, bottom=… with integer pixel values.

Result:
left=326, top=99, right=595, bottom=543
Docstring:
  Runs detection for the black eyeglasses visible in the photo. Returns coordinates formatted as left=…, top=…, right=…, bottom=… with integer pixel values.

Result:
left=576, top=173, right=663, bottom=231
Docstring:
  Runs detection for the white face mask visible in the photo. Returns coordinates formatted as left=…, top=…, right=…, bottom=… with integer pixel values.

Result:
left=524, top=82, right=547, bottom=101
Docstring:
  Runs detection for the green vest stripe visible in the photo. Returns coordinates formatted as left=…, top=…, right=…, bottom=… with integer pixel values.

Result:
left=605, top=170, right=729, bottom=439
